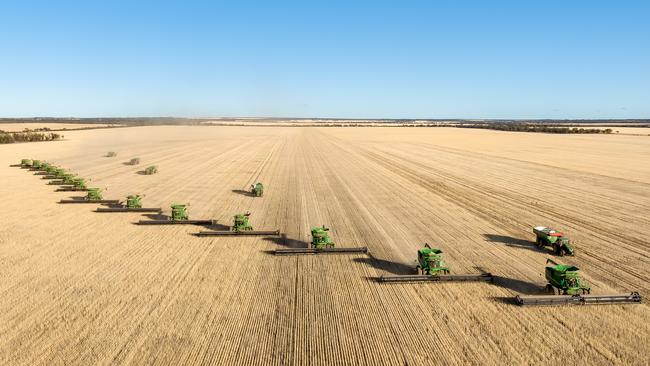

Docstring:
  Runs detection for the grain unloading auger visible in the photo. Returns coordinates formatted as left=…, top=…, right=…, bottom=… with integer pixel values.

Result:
left=514, top=259, right=643, bottom=306
left=96, top=195, right=162, bottom=213
left=273, top=226, right=368, bottom=255
left=194, top=213, right=280, bottom=236
left=379, top=244, right=494, bottom=283
left=137, top=203, right=215, bottom=225
left=59, top=188, right=120, bottom=205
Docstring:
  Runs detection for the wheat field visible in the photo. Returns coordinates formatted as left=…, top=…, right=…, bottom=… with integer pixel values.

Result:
left=1, top=126, right=649, bottom=365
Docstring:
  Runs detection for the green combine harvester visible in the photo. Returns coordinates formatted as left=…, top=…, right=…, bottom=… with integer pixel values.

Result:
left=144, top=166, right=158, bottom=175
left=59, top=188, right=119, bottom=204
left=31, top=160, right=43, bottom=169
left=48, top=173, right=75, bottom=186
left=42, top=167, right=67, bottom=180
left=515, top=259, right=643, bottom=306
left=251, top=183, right=264, bottom=197
left=379, top=244, right=493, bottom=283
left=137, top=203, right=215, bottom=225
left=273, top=226, right=368, bottom=255
left=533, top=226, right=574, bottom=256
left=195, top=212, right=280, bottom=236
left=57, top=177, right=89, bottom=191
left=129, top=157, right=140, bottom=165
left=96, top=195, right=162, bottom=213
left=20, top=159, right=33, bottom=168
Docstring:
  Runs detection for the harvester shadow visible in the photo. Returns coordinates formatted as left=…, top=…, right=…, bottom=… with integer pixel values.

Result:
left=263, top=234, right=310, bottom=248
left=135, top=170, right=148, bottom=175
left=122, top=161, right=138, bottom=166
left=483, top=234, right=545, bottom=253
left=353, top=255, right=413, bottom=275
left=232, top=189, right=255, bottom=197
left=492, top=275, right=544, bottom=295
left=9, top=164, right=22, bottom=167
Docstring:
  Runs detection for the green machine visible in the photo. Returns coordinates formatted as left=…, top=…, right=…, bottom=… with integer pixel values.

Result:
left=515, top=259, right=642, bottom=306
left=273, top=225, right=367, bottom=255
left=195, top=212, right=280, bottom=236
left=533, top=226, right=574, bottom=256
left=379, top=243, right=493, bottom=283
left=233, top=213, right=253, bottom=232
left=311, top=226, right=334, bottom=249
left=20, top=159, right=33, bottom=168
left=137, top=203, right=214, bottom=225
left=416, top=244, right=450, bottom=275
left=59, top=187, right=119, bottom=204
left=144, top=166, right=158, bottom=175
left=96, top=194, right=162, bottom=213
left=543, top=259, right=590, bottom=295
left=251, top=183, right=264, bottom=197
left=31, top=160, right=43, bottom=169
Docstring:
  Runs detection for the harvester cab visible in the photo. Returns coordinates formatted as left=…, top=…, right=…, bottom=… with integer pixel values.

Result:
left=533, top=226, right=574, bottom=256
left=416, top=244, right=450, bottom=275
left=171, top=203, right=189, bottom=221
left=251, top=183, right=264, bottom=197
left=311, top=226, right=334, bottom=249
left=233, top=213, right=254, bottom=232
left=86, top=188, right=103, bottom=201
left=126, top=195, right=143, bottom=209
left=544, top=259, right=590, bottom=295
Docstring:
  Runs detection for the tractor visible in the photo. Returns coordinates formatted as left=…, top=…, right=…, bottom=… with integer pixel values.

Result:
left=533, top=226, right=574, bottom=256
left=416, top=244, right=450, bottom=275
left=544, top=259, right=591, bottom=295
left=232, top=213, right=254, bottom=232
left=170, top=203, right=189, bottom=221
left=144, top=165, right=158, bottom=175
left=126, top=195, right=143, bottom=209
left=311, top=226, right=335, bottom=249
left=86, top=188, right=103, bottom=201
left=251, top=183, right=264, bottom=197
left=21, top=159, right=33, bottom=168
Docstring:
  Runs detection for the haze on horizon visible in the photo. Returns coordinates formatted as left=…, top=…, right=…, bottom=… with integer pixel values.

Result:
left=1, top=0, right=648, bottom=119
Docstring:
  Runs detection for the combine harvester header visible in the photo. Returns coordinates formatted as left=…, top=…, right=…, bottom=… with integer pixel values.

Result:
left=195, top=213, right=280, bottom=236
left=514, top=259, right=642, bottom=306
left=515, top=292, right=642, bottom=306
left=137, top=203, right=215, bottom=225
left=378, top=244, right=493, bottom=283
left=274, top=226, right=368, bottom=255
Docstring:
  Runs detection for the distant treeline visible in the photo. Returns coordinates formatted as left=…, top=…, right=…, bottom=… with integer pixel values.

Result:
left=0, top=131, right=63, bottom=144
left=459, top=124, right=613, bottom=134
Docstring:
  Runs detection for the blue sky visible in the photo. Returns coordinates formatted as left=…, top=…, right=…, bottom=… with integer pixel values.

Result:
left=1, top=0, right=648, bottom=119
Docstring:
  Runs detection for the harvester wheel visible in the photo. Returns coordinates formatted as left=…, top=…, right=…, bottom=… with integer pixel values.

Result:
left=536, top=238, right=542, bottom=247
left=416, top=265, right=422, bottom=275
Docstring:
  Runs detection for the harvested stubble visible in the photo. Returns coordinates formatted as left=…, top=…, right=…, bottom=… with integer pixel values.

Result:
left=0, top=126, right=649, bottom=365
